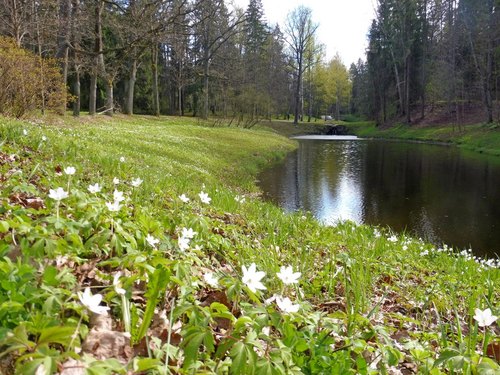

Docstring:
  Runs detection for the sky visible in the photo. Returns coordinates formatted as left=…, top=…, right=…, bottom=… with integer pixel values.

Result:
left=230, top=0, right=376, bottom=67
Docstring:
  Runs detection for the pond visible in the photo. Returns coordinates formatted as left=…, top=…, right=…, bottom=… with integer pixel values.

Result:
left=258, top=136, right=500, bottom=258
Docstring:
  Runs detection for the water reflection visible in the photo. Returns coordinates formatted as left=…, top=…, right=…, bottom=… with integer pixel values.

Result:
left=258, top=140, right=500, bottom=257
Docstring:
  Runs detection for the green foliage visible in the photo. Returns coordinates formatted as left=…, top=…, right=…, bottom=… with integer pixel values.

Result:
left=0, top=115, right=498, bottom=374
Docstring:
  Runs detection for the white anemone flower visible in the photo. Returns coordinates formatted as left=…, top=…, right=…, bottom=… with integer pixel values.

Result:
left=113, top=177, right=120, bottom=185
left=119, top=156, right=125, bottom=163
left=276, top=295, right=300, bottom=313
left=35, top=364, right=47, bottom=375
left=387, top=235, right=398, bottom=243
left=473, top=308, right=498, bottom=327
left=242, top=263, right=266, bottom=293
left=113, top=272, right=126, bottom=295
left=178, top=236, right=190, bottom=251
left=42, top=136, right=47, bottom=141
left=276, top=265, right=301, bottom=285
left=49, top=187, right=69, bottom=201
left=181, top=227, right=196, bottom=239
left=106, top=201, right=121, bottom=212
left=179, top=194, right=190, bottom=203
left=64, top=166, right=76, bottom=175
left=88, top=183, right=102, bottom=194
left=146, top=234, right=160, bottom=248
left=203, top=272, right=219, bottom=288
left=131, top=177, right=143, bottom=187
left=264, top=294, right=278, bottom=305
left=78, top=287, right=110, bottom=315
left=23, top=129, right=28, bottom=136
left=198, top=191, right=211, bottom=204
left=113, top=189, right=125, bottom=202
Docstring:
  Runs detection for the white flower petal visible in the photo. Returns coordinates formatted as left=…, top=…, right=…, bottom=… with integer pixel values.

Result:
left=49, top=187, right=69, bottom=201
left=64, top=166, right=76, bottom=175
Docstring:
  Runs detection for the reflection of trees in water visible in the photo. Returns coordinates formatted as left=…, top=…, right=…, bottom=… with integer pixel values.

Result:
left=360, top=142, right=500, bottom=256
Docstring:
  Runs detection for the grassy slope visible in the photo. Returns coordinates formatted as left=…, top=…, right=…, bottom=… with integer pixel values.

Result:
left=0, top=114, right=499, bottom=373
left=346, top=121, right=500, bottom=156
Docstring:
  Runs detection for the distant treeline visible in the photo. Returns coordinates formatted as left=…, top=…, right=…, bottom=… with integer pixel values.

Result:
left=0, top=0, right=498, bottom=124
left=353, top=0, right=499, bottom=125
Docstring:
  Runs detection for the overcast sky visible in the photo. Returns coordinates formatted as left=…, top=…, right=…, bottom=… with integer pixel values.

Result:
left=230, top=0, right=376, bottom=66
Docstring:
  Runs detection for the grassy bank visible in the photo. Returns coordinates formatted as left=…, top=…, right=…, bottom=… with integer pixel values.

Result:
left=346, top=121, right=500, bottom=156
left=0, top=114, right=498, bottom=374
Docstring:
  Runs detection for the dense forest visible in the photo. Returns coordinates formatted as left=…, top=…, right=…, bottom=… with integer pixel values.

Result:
left=0, top=0, right=499, bottom=125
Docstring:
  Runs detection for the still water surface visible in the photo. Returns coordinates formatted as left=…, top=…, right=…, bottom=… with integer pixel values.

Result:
left=258, top=138, right=500, bottom=257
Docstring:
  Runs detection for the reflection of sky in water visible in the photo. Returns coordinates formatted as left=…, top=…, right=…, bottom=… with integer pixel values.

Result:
left=319, top=169, right=363, bottom=225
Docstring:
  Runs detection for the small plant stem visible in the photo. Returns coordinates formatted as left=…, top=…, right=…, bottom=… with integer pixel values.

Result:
left=478, top=327, right=488, bottom=364
left=164, top=298, right=176, bottom=374
left=121, top=294, right=130, bottom=334
left=68, top=315, right=83, bottom=351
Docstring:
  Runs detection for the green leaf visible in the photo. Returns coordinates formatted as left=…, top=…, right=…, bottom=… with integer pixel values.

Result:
left=210, top=302, right=235, bottom=322
left=433, top=348, right=461, bottom=368
left=16, top=358, right=46, bottom=375
left=356, top=354, right=368, bottom=375
left=133, top=265, right=170, bottom=344
left=295, top=339, right=309, bottom=353
left=234, top=316, right=253, bottom=333
left=256, top=359, right=276, bottom=375
left=230, top=341, right=256, bottom=375
left=230, top=342, right=247, bottom=375
left=0, top=221, right=9, bottom=233
left=133, top=358, right=162, bottom=372
left=215, top=337, right=237, bottom=359
left=476, top=358, right=500, bottom=374
left=37, top=326, right=76, bottom=347
left=87, top=357, right=126, bottom=374
left=42, top=266, right=58, bottom=286
left=383, top=345, right=403, bottom=366
left=182, top=326, right=207, bottom=368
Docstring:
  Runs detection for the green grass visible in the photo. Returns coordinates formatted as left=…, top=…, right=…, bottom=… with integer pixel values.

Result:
left=347, top=121, right=500, bottom=156
left=0, top=114, right=498, bottom=374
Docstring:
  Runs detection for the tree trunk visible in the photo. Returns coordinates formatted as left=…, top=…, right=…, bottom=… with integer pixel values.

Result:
left=336, top=92, right=340, bottom=121
left=105, top=79, right=113, bottom=116
left=55, top=0, right=71, bottom=114
left=90, top=0, right=103, bottom=116
left=55, top=0, right=71, bottom=67
left=125, top=58, right=137, bottom=115
left=484, top=44, right=493, bottom=123
left=151, top=44, right=160, bottom=116
left=177, top=58, right=183, bottom=116
left=420, top=0, right=427, bottom=120
left=202, top=54, right=210, bottom=120
left=484, top=0, right=494, bottom=123
left=89, top=72, right=97, bottom=115
left=73, top=67, right=80, bottom=116
left=71, top=0, right=81, bottom=116
left=293, top=58, right=302, bottom=125
left=406, top=54, right=411, bottom=123
left=178, top=85, right=183, bottom=116
left=389, top=48, right=404, bottom=116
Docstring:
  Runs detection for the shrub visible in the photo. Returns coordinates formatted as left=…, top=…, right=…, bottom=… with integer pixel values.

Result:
left=0, top=37, right=67, bottom=118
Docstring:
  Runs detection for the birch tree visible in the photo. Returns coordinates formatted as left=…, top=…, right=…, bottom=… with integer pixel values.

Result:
left=284, top=6, right=318, bottom=125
